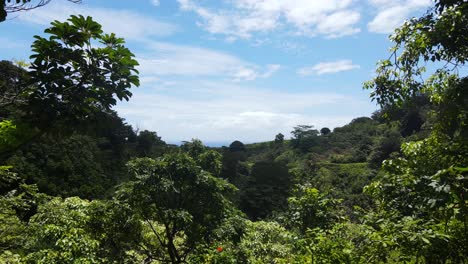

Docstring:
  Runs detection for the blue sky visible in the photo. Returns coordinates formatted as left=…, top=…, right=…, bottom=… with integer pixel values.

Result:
left=0, top=0, right=432, bottom=144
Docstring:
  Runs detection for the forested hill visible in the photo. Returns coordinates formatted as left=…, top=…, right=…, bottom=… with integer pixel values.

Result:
left=1, top=0, right=467, bottom=263
left=217, top=107, right=431, bottom=220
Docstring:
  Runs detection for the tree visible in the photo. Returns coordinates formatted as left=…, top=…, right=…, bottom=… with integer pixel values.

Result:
left=291, top=125, right=320, bottom=152
left=1, top=15, right=140, bottom=159
left=136, top=130, right=164, bottom=157
left=28, top=15, right=139, bottom=127
left=1, top=0, right=81, bottom=22
left=19, top=197, right=143, bottom=263
left=240, top=161, right=291, bottom=220
left=368, top=128, right=402, bottom=168
left=8, top=134, right=110, bottom=199
left=197, top=150, right=222, bottom=177
left=364, top=0, right=467, bottom=107
left=23, top=197, right=104, bottom=263
left=363, top=0, right=468, bottom=261
left=181, top=139, right=206, bottom=158
left=190, top=218, right=296, bottom=263
left=0, top=166, right=38, bottom=254
left=0, top=60, right=30, bottom=116
left=286, top=186, right=342, bottom=234
left=180, top=139, right=222, bottom=176
left=229, top=140, right=245, bottom=152
left=274, top=133, right=284, bottom=144
left=117, top=153, right=236, bottom=263
left=320, top=127, right=331, bottom=136
left=237, top=221, right=295, bottom=263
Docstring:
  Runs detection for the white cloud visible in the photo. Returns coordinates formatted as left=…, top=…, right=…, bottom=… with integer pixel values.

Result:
left=298, top=60, right=360, bottom=76
left=15, top=1, right=177, bottom=39
left=232, top=67, right=259, bottom=81
left=367, top=0, right=431, bottom=33
left=137, top=41, right=279, bottom=81
left=178, top=0, right=361, bottom=39
left=115, top=81, right=373, bottom=143
left=151, top=0, right=160, bottom=6
left=315, top=11, right=361, bottom=38
left=232, top=64, right=281, bottom=81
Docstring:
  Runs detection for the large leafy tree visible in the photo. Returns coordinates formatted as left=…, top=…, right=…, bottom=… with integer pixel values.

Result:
left=117, top=153, right=236, bottom=263
left=365, top=0, right=467, bottom=106
left=28, top=15, right=139, bottom=127
left=0, top=15, right=139, bottom=159
left=364, top=0, right=468, bottom=261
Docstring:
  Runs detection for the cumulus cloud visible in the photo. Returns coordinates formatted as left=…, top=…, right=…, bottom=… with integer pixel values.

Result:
left=115, top=81, right=373, bottom=143
left=15, top=1, right=177, bottom=39
left=297, top=60, right=360, bottom=76
left=177, top=0, right=361, bottom=39
left=367, top=0, right=431, bottom=33
left=151, top=0, right=160, bottom=6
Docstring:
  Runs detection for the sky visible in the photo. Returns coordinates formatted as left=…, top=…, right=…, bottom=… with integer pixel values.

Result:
left=0, top=0, right=433, bottom=145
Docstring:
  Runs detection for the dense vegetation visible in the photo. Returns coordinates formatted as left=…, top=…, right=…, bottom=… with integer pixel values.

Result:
left=1, top=0, right=467, bottom=263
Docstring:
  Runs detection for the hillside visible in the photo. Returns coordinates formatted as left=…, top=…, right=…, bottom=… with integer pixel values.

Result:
left=1, top=0, right=467, bottom=262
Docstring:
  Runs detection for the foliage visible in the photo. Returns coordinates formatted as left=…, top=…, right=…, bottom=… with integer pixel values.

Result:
left=117, top=153, right=236, bottom=263
left=181, top=139, right=206, bottom=158
left=181, top=139, right=223, bottom=177
left=320, top=127, right=331, bottom=135
left=220, top=142, right=248, bottom=186
left=1, top=0, right=467, bottom=262
left=298, top=223, right=369, bottom=264
left=0, top=120, right=20, bottom=152
left=193, top=219, right=296, bottom=264
left=0, top=60, right=30, bottom=114
left=274, top=133, right=284, bottom=144
left=367, top=126, right=402, bottom=168
left=364, top=0, right=467, bottom=106
left=0, top=15, right=139, bottom=161
left=363, top=0, right=468, bottom=261
left=27, top=15, right=139, bottom=129
left=237, top=221, right=295, bottom=263
left=364, top=135, right=468, bottom=262
left=0, top=166, right=39, bottom=252
left=197, top=150, right=223, bottom=177
left=8, top=134, right=110, bottom=199
left=240, top=161, right=291, bottom=220
left=290, top=125, right=320, bottom=152
left=24, top=197, right=104, bottom=263
left=229, top=140, right=246, bottom=152
left=311, top=163, right=374, bottom=214
left=136, top=130, right=165, bottom=157
left=286, top=186, right=343, bottom=234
